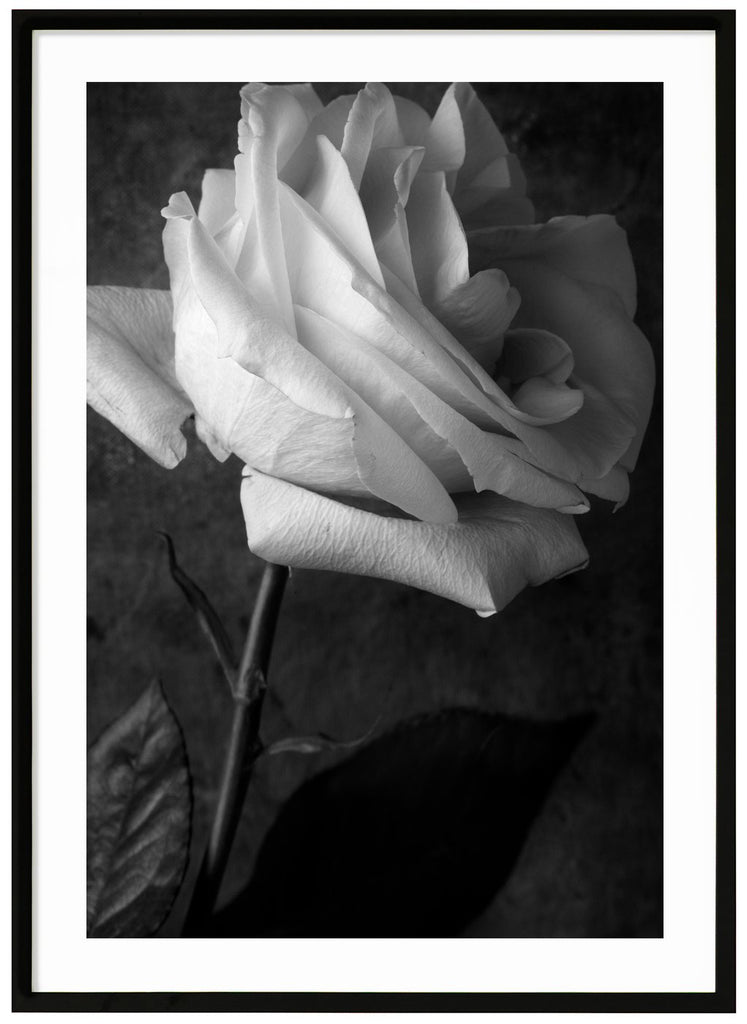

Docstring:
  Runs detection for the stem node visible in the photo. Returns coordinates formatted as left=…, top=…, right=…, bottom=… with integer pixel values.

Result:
left=182, top=561, right=288, bottom=935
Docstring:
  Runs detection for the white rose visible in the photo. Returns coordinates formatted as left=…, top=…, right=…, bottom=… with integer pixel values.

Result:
left=87, top=82, right=654, bottom=615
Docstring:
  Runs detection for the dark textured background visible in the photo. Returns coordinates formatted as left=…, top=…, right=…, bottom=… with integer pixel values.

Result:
left=87, top=83, right=662, bottom=937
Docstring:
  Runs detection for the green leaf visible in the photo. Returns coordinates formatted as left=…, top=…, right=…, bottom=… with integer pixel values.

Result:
left=210, top=707, right=592, bottom=937
left=87, top=679, right=192, bottom=937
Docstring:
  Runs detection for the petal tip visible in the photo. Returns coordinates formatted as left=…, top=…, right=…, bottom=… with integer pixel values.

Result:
left=558, top=501, right=590, bottom=515
left=162, top=192, right=195, bottom=220
left=554, top=557, right=590, bottom=580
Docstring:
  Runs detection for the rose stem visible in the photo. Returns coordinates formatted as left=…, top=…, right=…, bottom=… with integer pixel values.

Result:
left=183, top=560, right=289, bottom=934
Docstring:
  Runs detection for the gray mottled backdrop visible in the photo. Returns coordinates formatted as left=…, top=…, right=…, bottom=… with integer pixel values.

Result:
left=88, top=83, right=662, bottom=937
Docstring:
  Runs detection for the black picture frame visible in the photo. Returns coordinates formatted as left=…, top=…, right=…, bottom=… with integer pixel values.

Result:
left=13, top=7, right=735, bottom=1013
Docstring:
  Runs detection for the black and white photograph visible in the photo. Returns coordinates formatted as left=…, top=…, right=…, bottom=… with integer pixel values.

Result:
left=86, top=79, right=663, bottom=940
left=15, top=8, right=736, bottom=1011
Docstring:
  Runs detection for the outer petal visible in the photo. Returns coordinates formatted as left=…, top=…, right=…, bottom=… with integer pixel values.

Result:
left=469, top=215, right=637, bottom=316
left=86, top=286, right=192, bottom=468
left=163, top=198, right=455, bottom=522
left=241, top=470, right=590, bottom=616
left=468, top=215, right=655, bottom=469
left=163, top=197, right=361, bottom=490
left=579, top=465, right=630, bottom=508
left=167, top=195, right=350, bottom=418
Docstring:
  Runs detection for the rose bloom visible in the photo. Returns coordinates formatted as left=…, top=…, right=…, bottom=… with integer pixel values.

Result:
left=87, top=82, right=654, bottom=616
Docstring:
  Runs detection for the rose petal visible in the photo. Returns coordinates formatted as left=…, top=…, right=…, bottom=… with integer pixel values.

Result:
left=380, top=252, right=540, bottom=430
left=469, top=220, right=654, bottom=469
left=238, top=83, right=310, bottom=168
left=295, top=306, right=458, bottom=523
left=160, top=253, right=373, bottom=497
left=543, top=375, right=637, bottom=480
left=432, top=270, right=520, bottom=371
left=393, top=96, right=431, bottom=145
left=404, top=173, right=522, bottom=373
left=86, top=286, right=192, bottom=468
left=511, top=377, right=584, bottom=421
left=381, top=267, right=590, bottom=439
left=457, top=189, right=536, bottom=231
left=234, top=83, right=306, bottom=335
left=241, top=470, right=590, bottom=616
left=278, top=184, right=484, bottom=408
left=212, top=212, right=244, bottom=269
left=165, top=216, right=416, bottom=503
left=279, top=185, right=525, bottom=426
left=458, top=154, right=528, bottom=207
left=186, top=355, right=449, bottom=518
left=280, top=82, right=324, bottom=121
left=281, top=94, right=357, bottom=193
left=468, top=152, right=521, bottom=192
left=501, top=328, right=575, bottom=384
left=197, top=168, right=236, bottom=235
left=303, top=135, right=385, bottom=288
left=194, top=414, right=231, bottom=462
left=428, top=83, right=534, bottom=226
left=340, top=83, right=404, bottom=189
left=163, top=283, right=362, bottom=493
left=166, top=200, right=455, bottom=521
left=359, top=145, right=424, bottom=292
left=454, top=99, right=531, bottom=226
left=451, top=83, right=510, bottom=188
left=469, top=214, right=637, bottom=316
left=163, top=199, right=355, bottom=483
left=294, top=304, right=589, bottom=513
left=184, top=356, right=362, bottom=493
left=278, top=186, right=600, bottom=484
left=421, top=84, right=465, bottom=174
left=167, top=203, right=320, bottom=469
left=387, top=269, right=616, bottom=489
left=579, top=465, right=630, bottom=508
left=166, top=201, right=350, bottom=418
left=360, top=146, right=424, bottom=239
left=406, top=170, right=469, bottom=304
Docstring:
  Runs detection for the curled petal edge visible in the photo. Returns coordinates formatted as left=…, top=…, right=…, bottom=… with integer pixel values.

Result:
left=241, top=470, right=590, bottom=617
left=86, top=286, right=193, bottom=468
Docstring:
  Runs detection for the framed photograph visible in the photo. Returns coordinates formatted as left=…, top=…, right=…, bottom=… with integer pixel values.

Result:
left=14, top=8, right=735, bottom=1013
